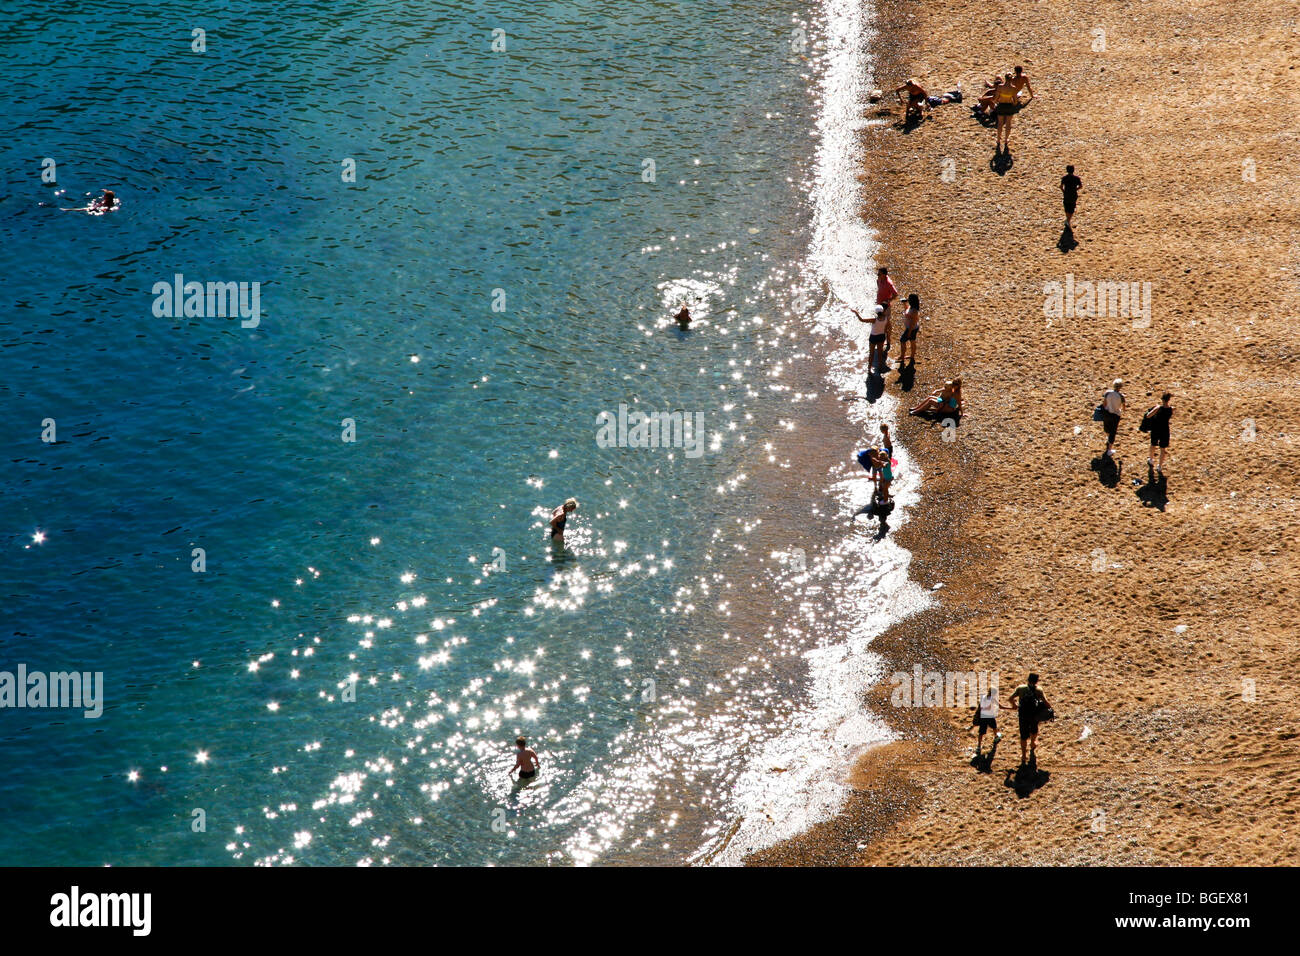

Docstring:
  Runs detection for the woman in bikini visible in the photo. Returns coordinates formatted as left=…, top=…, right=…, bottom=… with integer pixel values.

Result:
left=908, top=377, right=964, bottom=418
left=993, top=73, right=1019, bottom=153
left=549, top=498, right=578, bottom=543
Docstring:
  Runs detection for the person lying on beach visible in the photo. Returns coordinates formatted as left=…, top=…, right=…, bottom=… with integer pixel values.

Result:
left=549, top=497, right=578, bottom=542
left=925, top=84, right=962, bottom=107
left=908, top=378, right=964, bottom=418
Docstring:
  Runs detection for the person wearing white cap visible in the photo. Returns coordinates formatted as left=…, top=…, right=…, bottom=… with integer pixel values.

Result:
left=1100, top=378, right=1126, bottom=457
left=850, top=304, right=891, bottom=375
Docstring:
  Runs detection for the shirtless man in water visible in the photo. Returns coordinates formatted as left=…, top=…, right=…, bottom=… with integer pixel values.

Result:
left=510, top=736, right=540, bottom=780
left=61, top=188, right=118, bottom=213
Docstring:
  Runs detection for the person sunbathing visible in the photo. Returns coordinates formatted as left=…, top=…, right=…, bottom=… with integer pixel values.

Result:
left=926, top=84, right=963, bottom=107
left=908, top=377, right=964, bottom=418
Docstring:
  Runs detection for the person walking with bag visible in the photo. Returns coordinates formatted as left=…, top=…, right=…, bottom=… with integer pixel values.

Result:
left=1097, top=378, right=1125, bottom=458
left=1009, top=673, right=1052, bottom=766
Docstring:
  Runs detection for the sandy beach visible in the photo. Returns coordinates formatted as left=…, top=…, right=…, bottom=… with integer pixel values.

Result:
left=751, top=0, right=1300, bottom=866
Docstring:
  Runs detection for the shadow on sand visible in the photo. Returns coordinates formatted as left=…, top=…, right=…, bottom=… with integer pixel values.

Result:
left=1058, top=223, right=1078, bottom=253
left=1136, top=462, right=1169, bottom=511
left=1004, top=756, right=1050, bottom=797
left=990, top=149, right=1014, bottom=175
left=853, top=495, right=894, bottom=541
left=970, top=734, right=1001, bottom=774
left=1090, top=453, right=1122, bottom=488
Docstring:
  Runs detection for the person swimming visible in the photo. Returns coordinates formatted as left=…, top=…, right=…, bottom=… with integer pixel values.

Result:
left=62, top=188, right=119, bottom=214
left=674, top=303, right=692, bottom=329
left=549, top=497, right=578, bottom=542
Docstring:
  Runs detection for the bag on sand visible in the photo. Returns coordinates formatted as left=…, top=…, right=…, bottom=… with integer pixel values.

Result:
left=1092, top=404, right=1105, bottom=422
left=1138, top=405, right=1158, bottom=433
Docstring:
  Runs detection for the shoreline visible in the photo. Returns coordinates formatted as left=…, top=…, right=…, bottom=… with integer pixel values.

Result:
left=751, top=0, right=1300, bottom=865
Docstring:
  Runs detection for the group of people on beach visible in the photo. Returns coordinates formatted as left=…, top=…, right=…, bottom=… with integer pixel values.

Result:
left=849, top=267, right=922, bottom=375
left=975, top=65, right=1034, bottom=153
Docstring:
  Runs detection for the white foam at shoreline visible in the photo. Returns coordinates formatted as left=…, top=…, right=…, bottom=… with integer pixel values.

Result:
left=703, top=0, right=935, bottom=865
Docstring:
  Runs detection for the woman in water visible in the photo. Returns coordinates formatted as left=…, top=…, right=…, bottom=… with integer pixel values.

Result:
left=549, top=498, right=578, bottom=543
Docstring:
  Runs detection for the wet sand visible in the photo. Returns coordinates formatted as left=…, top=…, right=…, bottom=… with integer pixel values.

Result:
left=750, top=0, right=1300, bottom=865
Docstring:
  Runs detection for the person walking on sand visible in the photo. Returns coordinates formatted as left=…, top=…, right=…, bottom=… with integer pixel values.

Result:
left=975, top=687, right=1002, bottom=755
left=510, top=736, right=540, bottom=780
left=549, top=497, right=578, bottom=543
left=1142, top=391, right=1174, bottom=473
left=1061, top=165, right=1082, bottom=227
left=1100, top=378, right=1125, bottom=457
left=898, top=293, right=921, bottom=366
left=1008, top=673, right=1050, bottom=765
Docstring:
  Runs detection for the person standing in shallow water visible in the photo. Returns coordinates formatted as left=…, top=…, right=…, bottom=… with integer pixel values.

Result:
left=510, top=736, right=540, bottom=780
left=549, top=498, right=578, bottom=543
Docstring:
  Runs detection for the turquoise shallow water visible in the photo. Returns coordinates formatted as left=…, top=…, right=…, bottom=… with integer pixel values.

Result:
left=0, top=0, right=910, bottom=865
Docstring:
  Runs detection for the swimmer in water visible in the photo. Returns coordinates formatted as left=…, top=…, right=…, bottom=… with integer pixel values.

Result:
left=510, top=736, right=540, bottom=780
left=674, top=303, right=692, bottom=329
left=62, top=189, right=119, bottom=213
left=549, top=497, right=578, bottom=543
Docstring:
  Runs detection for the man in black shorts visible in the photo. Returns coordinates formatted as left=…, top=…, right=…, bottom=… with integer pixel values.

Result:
left=1061, top=164, right=1082, bottom=227
left=1009, top=673, right=1050, bottom=765
left=1145, top=391, right=1174, bottom=474
left=510, top=736, right=540, bottom=780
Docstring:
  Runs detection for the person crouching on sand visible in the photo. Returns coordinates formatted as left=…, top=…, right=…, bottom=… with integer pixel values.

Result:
left=549, top=498, right=578, bottom=543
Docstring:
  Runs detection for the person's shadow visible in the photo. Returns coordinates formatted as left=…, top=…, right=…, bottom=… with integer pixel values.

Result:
left=1057, top=224, right=1078, bottom=253
left=1090, top=453, right=1121, bottom=488
left=990, top=150, right=1014, bottom=175
left=865, top=368, right=886, bottom=403
left=852, top=496, right=893, bottom=540
left=970, top=734, right=1000, bottom=774
left=971, top=105, right=996, bottom=128
left=896, top=362, right=916, bottom=392
left=1136, top=462, right=1169, bottom=511
left=1004, top=756, right=1050, bottom=797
